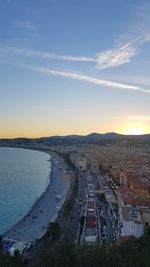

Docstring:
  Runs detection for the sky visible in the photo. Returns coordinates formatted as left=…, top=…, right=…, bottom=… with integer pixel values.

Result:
left=0, top=0, right=150, bottom=138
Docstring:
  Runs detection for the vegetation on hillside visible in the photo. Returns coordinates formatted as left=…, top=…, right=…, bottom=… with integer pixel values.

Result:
left=1, top=227, right=150, bottom=267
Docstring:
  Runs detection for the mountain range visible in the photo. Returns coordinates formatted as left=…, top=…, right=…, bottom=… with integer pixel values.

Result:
left=48, top=132, right=122, bottom=140
left=0, top=132, right=150, bottom=143
left=41, top=132, right=150, bottom=142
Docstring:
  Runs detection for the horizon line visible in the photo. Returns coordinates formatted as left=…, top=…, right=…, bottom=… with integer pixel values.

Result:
left=0, top=131, right=150, bottom=140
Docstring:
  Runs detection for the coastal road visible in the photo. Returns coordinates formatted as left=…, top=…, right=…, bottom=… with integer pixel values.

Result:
left=63, top=171, right=86, bottom=244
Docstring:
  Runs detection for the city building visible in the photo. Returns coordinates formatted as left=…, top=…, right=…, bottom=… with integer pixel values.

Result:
left=119, top=207, right=144, bottom=238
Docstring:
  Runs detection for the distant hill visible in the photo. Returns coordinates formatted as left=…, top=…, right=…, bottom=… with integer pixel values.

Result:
left=40, top=132, right=150, bottom=145
left=85, top=132, right=123, bottom=139
left=49, top=134, right=83, bottom=139
left=0, top=132, right=150, bottom=146
left=46, top=132, right=123, bottom=140
left=46, top=132, right=150, bottom=140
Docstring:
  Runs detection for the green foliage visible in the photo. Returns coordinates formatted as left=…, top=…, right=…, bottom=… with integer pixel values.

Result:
left=79, top=215, right=85, bottom=239
left=13, top=249, right=20, bottom=258
left=34, top=228, right=150, bottom=267
left=0, top=252, right=23, bottom=267
left=46, top=222, right=61, bottom=241
left=0, top=235, right=3, bottom=252
left=1, top=228, right=150, bottom=267
left=64, top=199, right=74, bottom=216
left=63, top=156, right=79, bottom=217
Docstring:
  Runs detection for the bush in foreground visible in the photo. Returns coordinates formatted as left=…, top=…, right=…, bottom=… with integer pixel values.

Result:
left=1, top=227, right=150, bottom=267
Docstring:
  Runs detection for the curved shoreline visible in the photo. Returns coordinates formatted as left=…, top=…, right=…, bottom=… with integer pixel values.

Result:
left=2, top=148, right=71, bottom=243
left=2, top=155, right=52, bottom=238
left=0, top=147, right=51, bottom=235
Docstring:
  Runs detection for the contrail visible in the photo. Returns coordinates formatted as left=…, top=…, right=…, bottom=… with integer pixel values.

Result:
left=30, top=66, right=150, bottom=93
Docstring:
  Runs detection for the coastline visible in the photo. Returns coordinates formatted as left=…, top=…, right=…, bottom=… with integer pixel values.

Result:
left=2, top=149, right=52, bottom=237
left=0, top=146, right=51, bottom=235
left=2, top=148, right=71, bottom=244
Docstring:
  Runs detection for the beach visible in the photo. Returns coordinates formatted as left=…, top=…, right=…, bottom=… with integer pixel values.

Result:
left=3, top=152, right=71, bottom=243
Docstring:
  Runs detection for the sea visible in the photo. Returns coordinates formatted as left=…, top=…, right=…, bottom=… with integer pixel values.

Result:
left=0, top=147, right=51, bottom=235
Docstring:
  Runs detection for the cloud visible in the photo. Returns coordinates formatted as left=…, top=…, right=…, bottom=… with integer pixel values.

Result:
left=29, top=66, right=150, bottom=93
left=123, top=116, right=150, bottom=121
left=107, top=75, right=150, bottom=86
left=96, top=37, right=141, bottom=70
left=1, top=47, right=96, bottom=62
left=13, top=20, right=35, bottom=30
left=96, top=33, right=150, bottom=70
left=1, top=32, right=150, bottom=93
left=1, top=33, right=149, bottom=68
left=144, top=33, right=150, bottom=41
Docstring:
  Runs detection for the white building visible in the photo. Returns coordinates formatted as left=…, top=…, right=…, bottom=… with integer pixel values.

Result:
left=119, top=206, right=144, bottom=238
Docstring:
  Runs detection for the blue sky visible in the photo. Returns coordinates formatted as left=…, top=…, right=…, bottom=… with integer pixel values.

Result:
left=0, top=0, right=150, bottom=137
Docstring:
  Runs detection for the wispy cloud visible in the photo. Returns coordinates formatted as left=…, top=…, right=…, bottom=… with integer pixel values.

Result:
left=123, top=116, right=150, bottom=121
left=13, top=20, right=35, bottom=30
left=96, top=29, right=150, bottom=70
left=106, top=75, right=150, bottom=86
left=1, top=33, right=150, bottom=68
left=2, top=46, right=150, bottom=94
left=0, top=47, right=96, bottom=62
left=96, top=36, right=147, bottom=70
left=29, top=66, right=150, bottom=93
left=1, top=31, right=150, bottom=93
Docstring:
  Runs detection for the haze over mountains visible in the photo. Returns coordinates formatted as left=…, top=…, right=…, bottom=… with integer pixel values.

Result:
left=35, top=132, right=150, bottom=146
left=0, top=132, right=150, bottom=141
left=47, top=132, right=150, bottom=140
left=48, top=132, right=123, bottom=140
left=0, top=133, right=150, bottom=149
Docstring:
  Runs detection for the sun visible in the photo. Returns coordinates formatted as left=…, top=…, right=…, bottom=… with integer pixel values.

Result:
left=118, top=121, right=148, bottom=135
left=125, top=127, right=145, bottom=135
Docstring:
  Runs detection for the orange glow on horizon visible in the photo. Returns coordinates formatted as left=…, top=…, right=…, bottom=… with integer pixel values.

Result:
left=1, top=122, right=150, bottom=139
left=124, top=127, right=145, bottom=135
left=117, top=121, right=150, bottom=135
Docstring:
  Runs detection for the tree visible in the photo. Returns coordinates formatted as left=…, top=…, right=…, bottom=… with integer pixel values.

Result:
left=13, top=249, right=19, bottom=258
left=0, top=235, right=3, bottom=252
left=47, top=222, right=61, bottom=240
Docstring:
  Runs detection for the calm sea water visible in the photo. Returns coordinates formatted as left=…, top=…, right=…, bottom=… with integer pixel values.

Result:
left=0, top=147, right=51, bottom=235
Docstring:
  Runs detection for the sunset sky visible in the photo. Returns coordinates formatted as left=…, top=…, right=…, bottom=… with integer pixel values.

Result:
left=0, top=0, right=150, bottom=138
